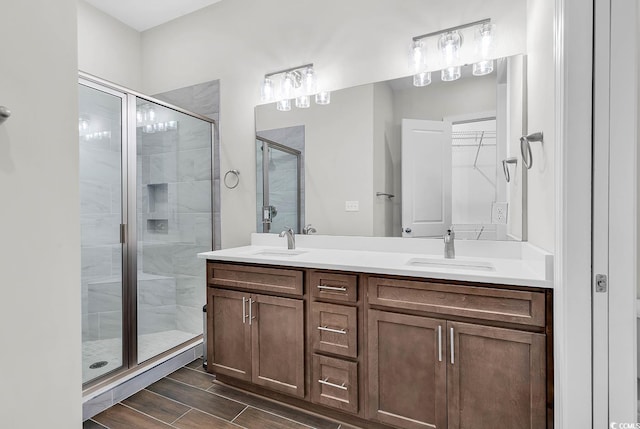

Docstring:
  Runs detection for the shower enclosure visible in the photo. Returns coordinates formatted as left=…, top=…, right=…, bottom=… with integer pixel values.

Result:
left=79, top=76, right=215, bottom=386
left=256, top=136, right=302, bottom=233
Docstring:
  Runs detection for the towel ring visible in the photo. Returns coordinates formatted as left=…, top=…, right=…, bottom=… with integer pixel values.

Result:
left=520, top=132, right=543, bottom=169
left=0, top=106, right=11, bottom=125
left=224, top=169, right=240, bottom=189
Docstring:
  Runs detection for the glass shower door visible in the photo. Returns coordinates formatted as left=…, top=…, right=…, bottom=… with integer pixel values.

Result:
left=79, top=83, right=125, bottom=384
left=135, top=97, right=213, bottom=363
left=257, top=138, right=301, bottom=233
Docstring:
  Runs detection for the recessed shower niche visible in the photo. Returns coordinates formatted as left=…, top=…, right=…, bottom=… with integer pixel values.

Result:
left=147, top=183, right=168, bottom=234
left=79, top=77, right=216, bottom=386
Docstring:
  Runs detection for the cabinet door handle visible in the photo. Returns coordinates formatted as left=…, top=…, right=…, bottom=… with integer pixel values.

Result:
left=242, top=297, right=246, bottom=324
left=318, top=377, right=348, bottom=391
left=450, top=327, right=455, bottom=365
left=317, top=326, right=347, bottom=335
left=438, top=325, right=442, bottom=362
left=317, top=284, right=347, bottom=292
left=248, top=298, right=254, bottom=325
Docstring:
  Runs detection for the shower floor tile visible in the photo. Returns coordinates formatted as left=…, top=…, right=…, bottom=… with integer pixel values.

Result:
left=83, top=330, right=197, bottom=384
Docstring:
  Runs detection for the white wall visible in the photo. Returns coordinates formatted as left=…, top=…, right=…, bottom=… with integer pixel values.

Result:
left=373, top=82, right=395, bottom=236
left=505, top=55, right=526, bottom=240
left=526, top=0, right=555, bottom=251
left=77, top=0, right=142, bottom=90
left=0, top=1, right=82, bottom=428
left=256, top=85, right=375, bottom=236
left=140, top=0, right=527, bottom=247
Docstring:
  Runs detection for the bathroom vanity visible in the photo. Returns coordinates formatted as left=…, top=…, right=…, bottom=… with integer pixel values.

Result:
left=199, top=235, right=553, bottom=429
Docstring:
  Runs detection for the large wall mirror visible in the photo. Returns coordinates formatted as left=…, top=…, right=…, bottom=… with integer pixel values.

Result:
left=255, top=54, right=527, bottom=241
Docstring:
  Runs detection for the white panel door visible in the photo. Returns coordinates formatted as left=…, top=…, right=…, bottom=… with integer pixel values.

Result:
left=401, top=119, right=452, bottom=238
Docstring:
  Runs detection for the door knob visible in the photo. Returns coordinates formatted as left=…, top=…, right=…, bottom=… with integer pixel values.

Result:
left=404, top=228, right=412, bottom=233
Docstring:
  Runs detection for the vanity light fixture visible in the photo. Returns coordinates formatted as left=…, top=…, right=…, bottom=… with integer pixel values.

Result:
left=261, top=63, right=330, bottom=110
left=410, top=18, right=494, bottom=86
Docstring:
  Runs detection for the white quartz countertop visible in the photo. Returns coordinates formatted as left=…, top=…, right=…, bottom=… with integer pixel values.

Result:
left=198, top=234, right=553, bottom=289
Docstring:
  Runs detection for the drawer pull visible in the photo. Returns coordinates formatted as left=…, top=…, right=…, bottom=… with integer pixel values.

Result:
left=318, top=377, right=348, bottom=391
left=317, top=284, right=347, bottom=292
left=317, top=325, right=347, bottom=335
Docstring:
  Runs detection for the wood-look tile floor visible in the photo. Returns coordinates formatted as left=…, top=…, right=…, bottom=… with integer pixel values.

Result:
left=84, top=359, right=358, bottom=429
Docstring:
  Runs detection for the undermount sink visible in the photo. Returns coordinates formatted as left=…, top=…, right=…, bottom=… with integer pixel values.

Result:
left=406, top=257, right=495, bottom=272
left=251, top=249, right=308, bottom=257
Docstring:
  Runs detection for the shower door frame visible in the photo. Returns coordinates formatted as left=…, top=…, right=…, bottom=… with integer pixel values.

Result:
left=257, top=136, right=303, bottom=234
left=80, top=72, right=218, bottom=390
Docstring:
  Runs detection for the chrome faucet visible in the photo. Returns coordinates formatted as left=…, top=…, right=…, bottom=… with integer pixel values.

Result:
left=444, top=228, right=455, bottom=259
left=279, top=227, right=295, bottom=249
left=303, top=224, right=317, bottom=235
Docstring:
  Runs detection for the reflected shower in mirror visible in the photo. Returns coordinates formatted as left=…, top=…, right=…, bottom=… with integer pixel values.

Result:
left=255, top=55, right=526, bottom=240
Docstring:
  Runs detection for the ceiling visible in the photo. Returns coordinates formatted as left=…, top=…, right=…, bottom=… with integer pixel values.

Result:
left=84, top=0, right=223, bottom=32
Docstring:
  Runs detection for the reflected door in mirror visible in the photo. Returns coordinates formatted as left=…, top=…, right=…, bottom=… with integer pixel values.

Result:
left=402, top=119, right=452, bottom=238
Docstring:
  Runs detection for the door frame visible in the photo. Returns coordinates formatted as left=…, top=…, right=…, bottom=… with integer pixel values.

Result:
left=553, top=0, right=594, bottom=427
left=593, top=0, right=639, bottom=425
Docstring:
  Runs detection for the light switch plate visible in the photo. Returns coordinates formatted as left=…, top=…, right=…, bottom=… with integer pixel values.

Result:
left=345, top=201, right=359, bottom=212
left=491, top=202, right=508, bottom=224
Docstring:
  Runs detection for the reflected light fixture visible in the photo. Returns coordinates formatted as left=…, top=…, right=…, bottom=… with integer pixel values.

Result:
left=296, top=95, right=311, bottom=109
left=315, top=91, right=330, bottom=105
left=260, top=63, right=330, bottom=111
left=410, top=18, right=494, bottom=86
left=438, top=31, right=462, bottom=81
left=413, top=71, right=432, bottom=87
left=473, top=22, right=496, bottom=76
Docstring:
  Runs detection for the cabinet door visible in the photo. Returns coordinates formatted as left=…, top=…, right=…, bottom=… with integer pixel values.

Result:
left=208, top=288, right=252, bottom=381
left=367, top=310, right=447, bottom=429
left=251, top=294, right=305, bottom=397
left=447, top=321, right=546, bottom=429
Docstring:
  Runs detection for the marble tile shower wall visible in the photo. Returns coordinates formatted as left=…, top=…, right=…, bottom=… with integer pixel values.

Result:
left=137, top=114, right=212, bottom=337
left=81, top=131, right=123, bottom=342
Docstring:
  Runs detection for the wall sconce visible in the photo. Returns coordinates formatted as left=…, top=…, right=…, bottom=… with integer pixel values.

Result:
left=260, top=63, right=330, bottom=110
left=410, top=18, right=495, bottom=87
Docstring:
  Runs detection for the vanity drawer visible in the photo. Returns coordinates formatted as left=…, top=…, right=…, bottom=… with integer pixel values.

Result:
left=367, top=277, right=545, bottom=327
left=310, top=271, right=357, bottom=303
left=311, top=354, right=358, bottom=414
left=311, top=302, right=358, bottom=358
left=207, top=262, right=303, bottom=296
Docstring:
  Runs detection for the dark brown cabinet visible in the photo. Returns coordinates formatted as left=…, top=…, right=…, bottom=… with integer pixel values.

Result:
left=207, top=262, right=552, bottom=429
left=367, top=311, right=547, bottom=429
left=208, top=288, right=251, bottom=381
left=251, top=293, right=305, bottom=397
left=207, top=287, right=305, bottom=398
left=447, top=321, right=546, bottom=429
left=367, top=310, right=447, bottom=429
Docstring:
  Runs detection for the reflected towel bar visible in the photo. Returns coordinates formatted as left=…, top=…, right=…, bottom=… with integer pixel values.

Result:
left=376, top=192, right=395, bottom=199
left=0, top=106, right=10, bottom=125
left=520, top=132, right=543, bottom=169
left=502, top=157, right=518, bottom=182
